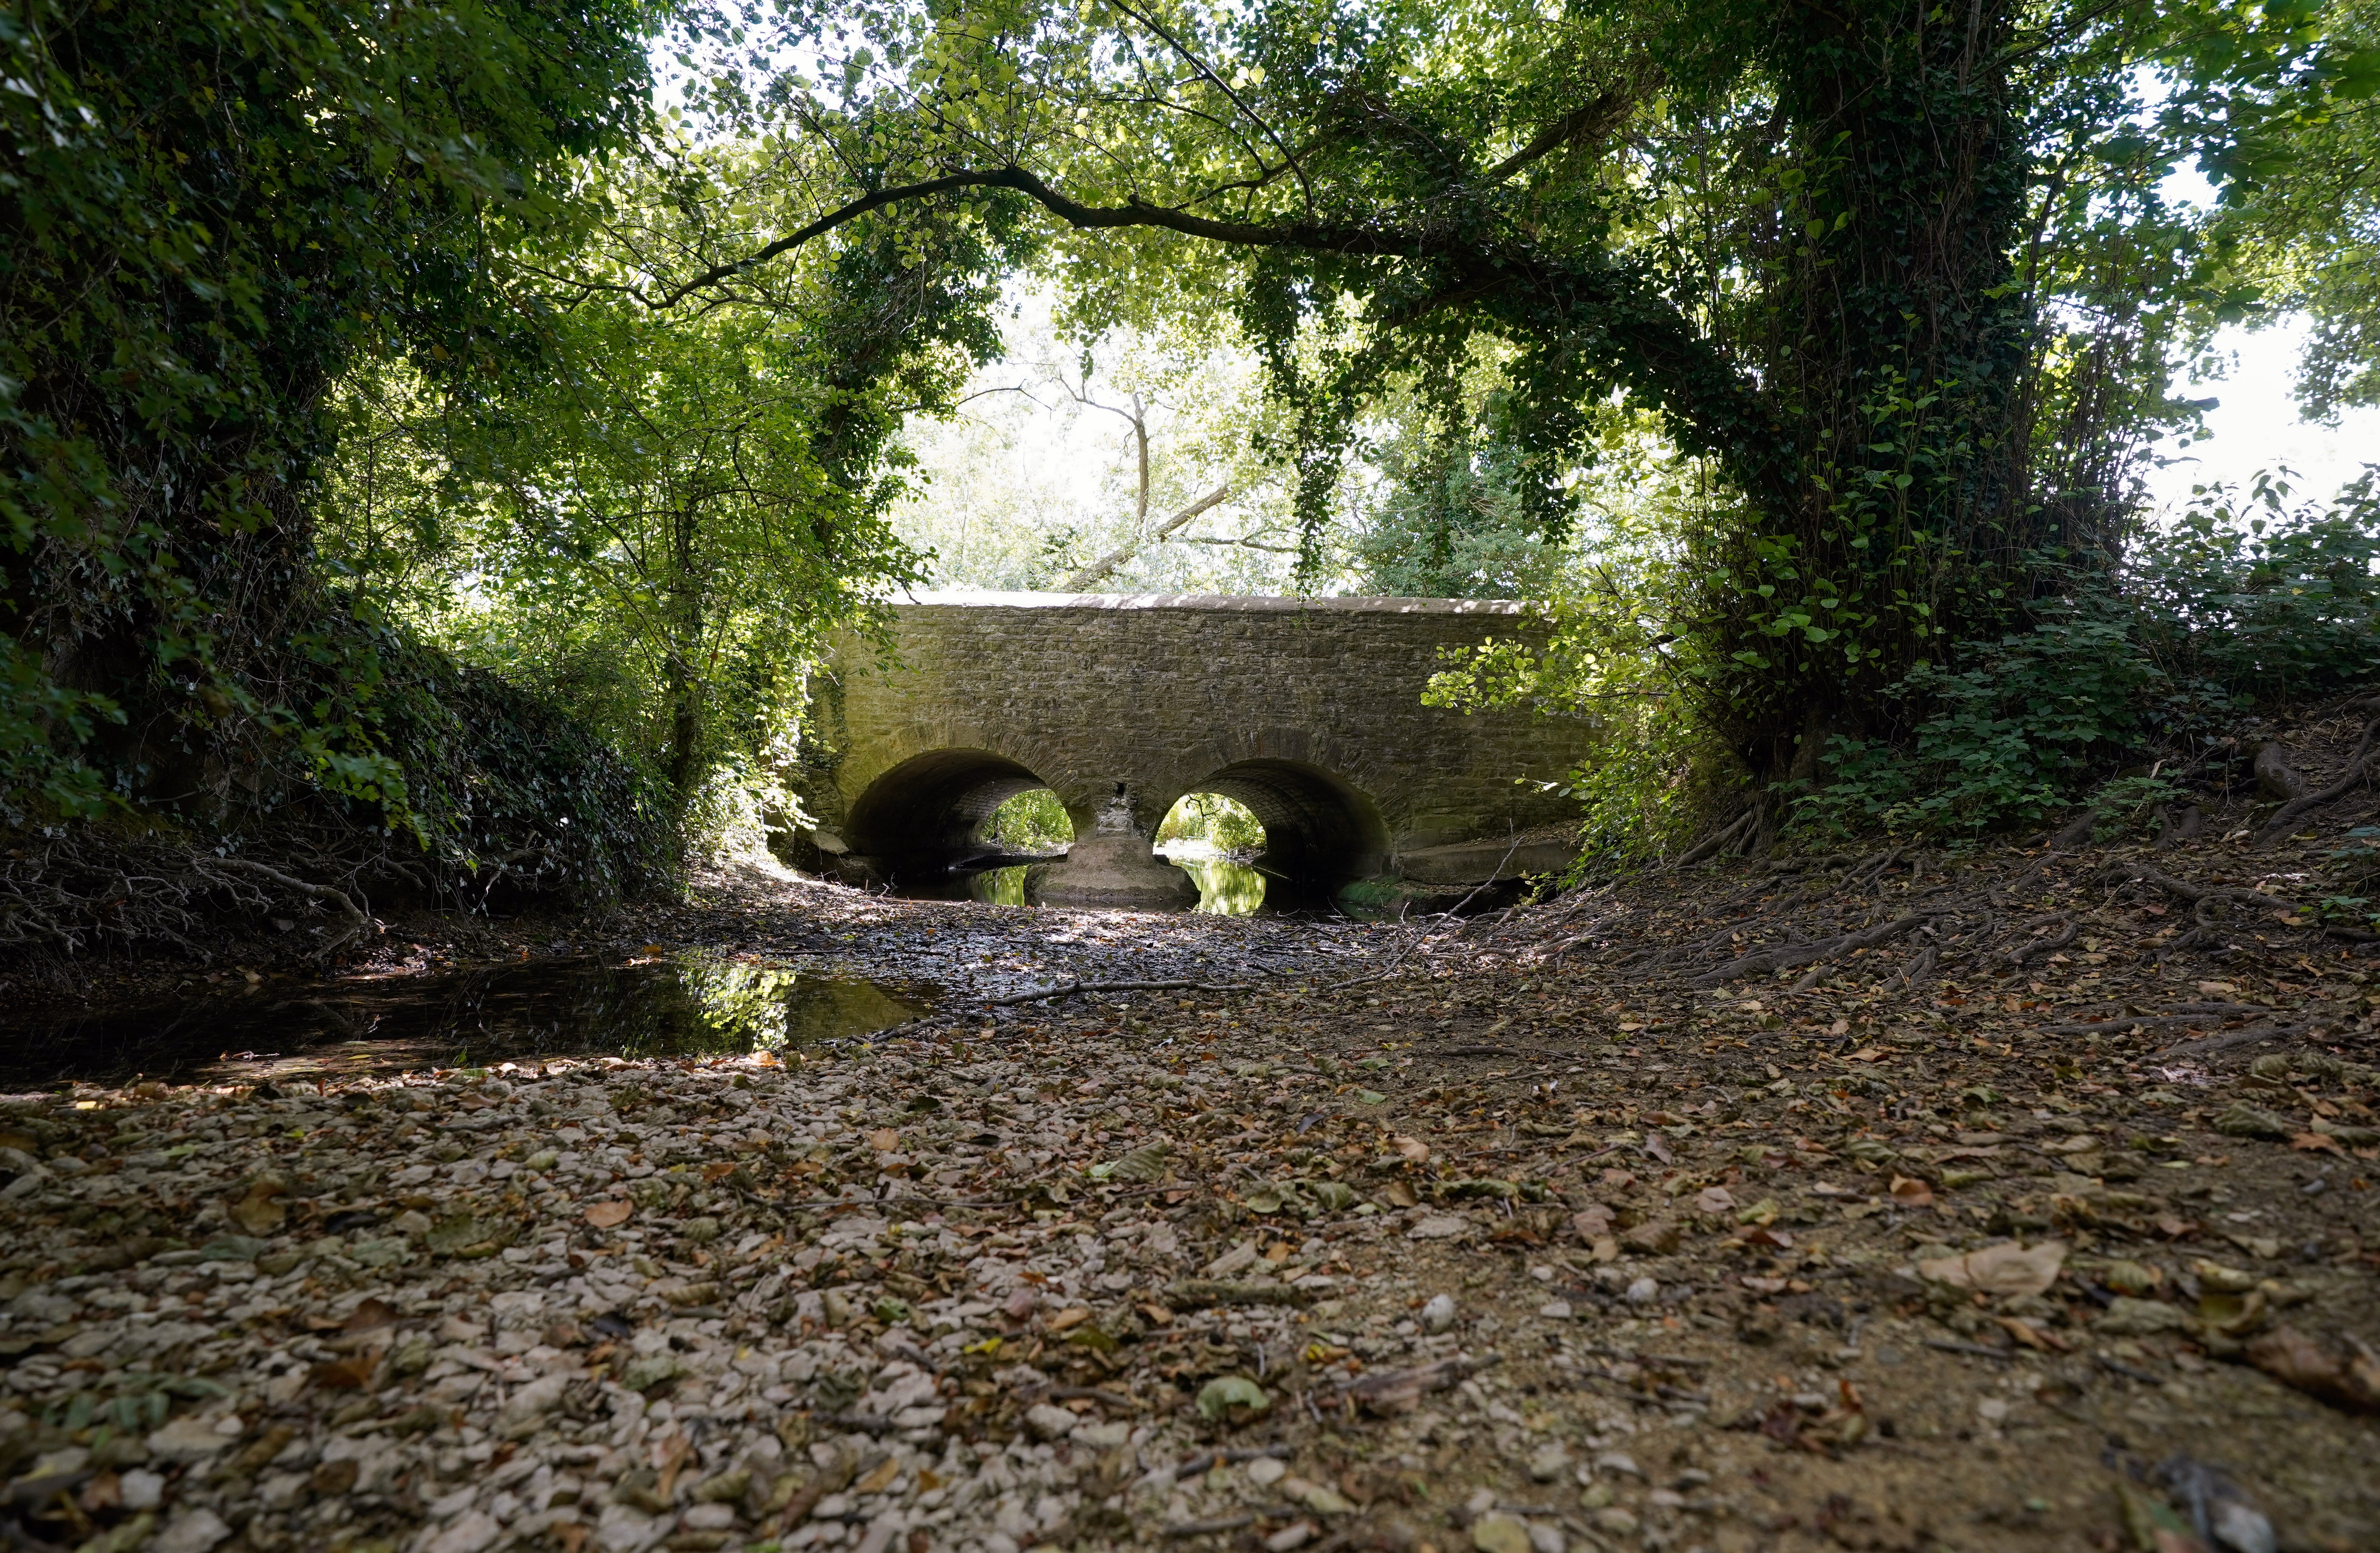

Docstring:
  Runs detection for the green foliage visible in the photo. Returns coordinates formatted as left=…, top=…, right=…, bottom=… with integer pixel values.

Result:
left=364, top=635, right=672, bottom=905
left=1789, top=471, right=2380, bottom=841
left=1789, top=602, right=2175, bottom=838
left=1352, top=422, right=1567, bottom=600
left=679, top=0, right=2376, bottom=777
left=2126, top=469, right=2380, bottom=703
left=0, top=0, right=658, bottom=830
left=1156, top=793, right=1264, bottom=855
left=983, top=789, right=1072, bottom=853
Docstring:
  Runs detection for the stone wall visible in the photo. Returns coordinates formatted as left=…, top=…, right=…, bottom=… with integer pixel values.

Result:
left=793, top=591, right=1596, bottom=903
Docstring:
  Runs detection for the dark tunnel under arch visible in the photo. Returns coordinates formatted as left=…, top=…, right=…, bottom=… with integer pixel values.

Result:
left=842, top=748, right=1056, bottom=882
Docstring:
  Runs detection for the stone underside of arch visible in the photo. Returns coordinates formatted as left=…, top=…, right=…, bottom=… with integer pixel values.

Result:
left=781, top=592, right=1598, bottom=907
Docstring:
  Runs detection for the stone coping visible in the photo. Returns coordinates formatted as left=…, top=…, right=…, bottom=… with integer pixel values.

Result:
left=890, top=588, right=1531, bottom=615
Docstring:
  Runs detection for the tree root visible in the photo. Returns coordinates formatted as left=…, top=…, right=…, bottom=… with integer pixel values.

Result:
left=2254, top=717, right=2380, bottom=847
left=195, top=857, right=374, bottom=952
left=1672, top=808, right=1757, bottom=869
left=2003, top=920, right=2076, bottom=967
left=1690, top=912, right=1931, bottom=989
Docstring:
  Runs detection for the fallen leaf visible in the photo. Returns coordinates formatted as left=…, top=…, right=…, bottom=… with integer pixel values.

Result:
left=2244, top=1325, right=2380, bottom=1414
left=309, top=1356, right=377, bottom=1390
left=229, top=1188, right=286, bottom=1237
left=341, top=1297, right=399, bottom=1332
left=867, top=1128, right=900, bottom=1151
left=1917, top=1239, right=2067, bottom=1298
left=1046, top=1307, right=1091, bottom=1332
left=854, top=1457, right=901, bottom=1495
left=1694, top=1185, right=1737, bottom=1215
left=2290, top=1133, right=2346, bottom=1156
left=584, top=1200, right=633, bottom=1229
left=1195, top=1375, right=1270, bottom=1420
left=1888, top=1174, right=1935, bottom=1209
left=1393, top=1135, right=1430, bottom=1163
left=1991, top=1315, right=2068, bottom=1353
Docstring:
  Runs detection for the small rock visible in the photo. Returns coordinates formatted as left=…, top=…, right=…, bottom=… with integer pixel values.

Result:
left=1624, top=1277, right=1658, bottom=1305
left=594, top=1503, right=661, bottom=1553
left=1528, top=1524, right=1566, bottom=1553
left=422, top=1510, right=503, bottom=1553
left=1266, top=1524, right=1316, bottom=1552
left=1471, top=1512, right=1533, bottom=1553
left=1528, top=1444, right=1570, bottom=1482
left=2098, top=1297, right=2191, bottom=1336
left=1591, top=1506, right=1641, bottom=1537
left=1593, top=1451, right=1641, bottom=1479
left=1410, top=1215, right=1471, bottom=1240
left=152, top=1509, right=233, bottom=1553
left=1537, top=1299, right=1572, bottom=1321
left=1245, top=1456, right=1288, bottom=1488
left=1023, top=1402, right=1079, bottom=1440
left=1619, top=1219, right=1680, bottom=1255
left=120, top=1469, right=165, bottom=1511
left=147, top=1417, right=235, bottom=1464
left=1422, top=1293, right=1457, bottom=1332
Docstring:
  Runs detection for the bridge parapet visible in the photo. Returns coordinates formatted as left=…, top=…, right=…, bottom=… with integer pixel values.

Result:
left=790, top=591, right=1595, bottom=906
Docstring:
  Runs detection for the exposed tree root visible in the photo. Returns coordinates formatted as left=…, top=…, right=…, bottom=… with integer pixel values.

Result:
left=2255, top=717, right=2380, bottom=847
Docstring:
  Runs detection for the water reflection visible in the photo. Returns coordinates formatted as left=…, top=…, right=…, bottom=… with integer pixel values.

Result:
left=970, top=865, right=1029, bottom=905
left=1167, top=854, right=1267, bottom=915
left=0, top=952, right=931, bottom=1086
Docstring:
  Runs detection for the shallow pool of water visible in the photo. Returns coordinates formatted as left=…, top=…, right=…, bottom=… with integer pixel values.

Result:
left=1169, top=855, right=1268, bottom=914
left=0, top=952, right=931, bottom=1087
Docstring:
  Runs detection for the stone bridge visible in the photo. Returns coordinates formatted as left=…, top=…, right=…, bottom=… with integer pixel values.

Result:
left=788, top=591, right=1595, bottom=908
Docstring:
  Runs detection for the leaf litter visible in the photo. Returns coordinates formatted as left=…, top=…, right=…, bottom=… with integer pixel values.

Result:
left=5, top=738, right=2380, bottom=1550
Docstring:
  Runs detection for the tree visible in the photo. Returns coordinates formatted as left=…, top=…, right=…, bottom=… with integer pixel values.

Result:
left=321, top=145, right=1023, bottom=830
left=0, top=0, right=658, bottom=826
left=672, top=0, right=2364, bottom=783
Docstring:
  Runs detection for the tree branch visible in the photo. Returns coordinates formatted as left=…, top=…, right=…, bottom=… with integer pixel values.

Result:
left=1061, top=483, right=1235, bottom=589
left=1478, top=90, right=1631, bottom=184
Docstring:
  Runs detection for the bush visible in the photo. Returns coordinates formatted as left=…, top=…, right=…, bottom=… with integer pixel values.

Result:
left=1791, top=469, right=2380, bottom=842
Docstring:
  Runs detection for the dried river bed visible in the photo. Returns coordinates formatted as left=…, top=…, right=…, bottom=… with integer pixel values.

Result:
left=1, top=860, right=2376, bottom=1553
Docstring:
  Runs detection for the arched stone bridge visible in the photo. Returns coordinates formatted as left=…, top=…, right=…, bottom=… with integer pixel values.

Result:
left=788, top=591, right=1595, bottom=907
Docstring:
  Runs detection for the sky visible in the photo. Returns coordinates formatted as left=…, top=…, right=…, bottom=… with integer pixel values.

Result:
left=2141, top=318, right=2380, bottom=515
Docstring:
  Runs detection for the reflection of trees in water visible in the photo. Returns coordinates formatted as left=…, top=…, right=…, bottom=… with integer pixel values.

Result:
left=0, top=955, right=925, bottom=1083
left=1173, top=858, right=1265, bottom=915
left=970, top=865, right=1029, bottom=905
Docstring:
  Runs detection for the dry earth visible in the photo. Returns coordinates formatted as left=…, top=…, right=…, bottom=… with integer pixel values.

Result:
left=7, top=717, right=2380, bottom=1553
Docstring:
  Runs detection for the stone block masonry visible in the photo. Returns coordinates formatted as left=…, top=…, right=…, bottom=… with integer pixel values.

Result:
left=793, top=591, right=1598, bottom=906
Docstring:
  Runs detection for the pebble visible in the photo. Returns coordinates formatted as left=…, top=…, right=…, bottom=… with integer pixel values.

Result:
left=1246, top=1456, right=1289, bottom=1488
left=1471, top=1512, right=1534, bottom=1553
left=1423, top=1292, right=1458, bottom=1332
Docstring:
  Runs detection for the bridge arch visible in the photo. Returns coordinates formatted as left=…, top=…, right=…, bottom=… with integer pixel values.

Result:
left=842, top=748, right=1060, bottom=885
left=1182, top=759, right=1387, bottom=899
